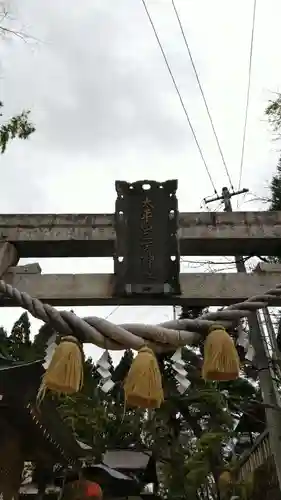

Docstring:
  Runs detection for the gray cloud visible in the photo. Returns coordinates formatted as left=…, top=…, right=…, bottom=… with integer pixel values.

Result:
left=2, top=0, right=203, bottom=157
left=1, top=0, right=280, bottom=197
left=1, top=0, right=281, bottom=340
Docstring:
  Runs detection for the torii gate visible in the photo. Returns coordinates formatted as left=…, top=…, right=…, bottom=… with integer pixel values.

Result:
left=1, top=179, right=281, bottom=489
left=0, top=179, right=280, bottom=388
left=0, top=180, right=279, bottom=354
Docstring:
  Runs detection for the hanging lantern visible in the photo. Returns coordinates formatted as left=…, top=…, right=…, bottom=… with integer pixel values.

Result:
left=63, top=480, right=102, bottom=500
left=85, top=481, right=103, bottom=499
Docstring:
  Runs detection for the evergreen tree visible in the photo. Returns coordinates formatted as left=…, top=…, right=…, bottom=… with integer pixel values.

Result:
left=112, top=349, right=133, bottom=382
left=157, top=305, right=263, bottom=499
left=265, top=94, right=281, bottom=216
left=179, top=306, right=208, bottom=319
left=0, top=310, right=263, bottom=499
left=8, top=312, right=34, bottom=361
left=111, top=349, right=133, bottom=399
left=57, top=354, right=146, bottom=460
left=266, top=97, right=281, bottom=346
left=269, top=158, right=281, bottom=211
left=33, top=322, right=57, bottom=358
left=0, top=326, right=9, bottom=358
left=0, top=326, right=7, bottom=339
left=10, top=312, right=30, bottom=343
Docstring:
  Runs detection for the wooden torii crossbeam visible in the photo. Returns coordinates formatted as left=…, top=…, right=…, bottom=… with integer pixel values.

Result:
left=0, top=211, right=280, bottom=257
left=1, top=264, right=281, bottom=307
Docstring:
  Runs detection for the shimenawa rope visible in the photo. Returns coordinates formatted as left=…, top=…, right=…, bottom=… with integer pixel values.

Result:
left=0, top=279, right=280, bottom=351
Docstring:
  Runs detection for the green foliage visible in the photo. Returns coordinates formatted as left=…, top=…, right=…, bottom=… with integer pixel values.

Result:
left=8, top=312, right=35, bottom=361
left=266, top=97, right=281, bottom=343
left=0, top=310, right=263, bottom=499
left=183, top=431, right=228, bottom=498
left=262, top=96, right=281, bottom=263
left=265, top=97, right=281, bottom=267
left=266, top=95, right=281, bottom=226
left=166, top=306, right=263, bottom=498
left=268, top=158, right=281, bottom=211
left=33, top=322, right=57, bottom=358
left=0, top=101, right=35, bottom=153
left=10, top=311, right=30, bottom=343
left=57, top=370, right=147, bottom=461
left=265, top=94, right=281, bottom=133
left=178, top=306, right=208, bottom=320
left=0, top=326, right=9, bottom=358
left=112, top=349, right=133, bottom=382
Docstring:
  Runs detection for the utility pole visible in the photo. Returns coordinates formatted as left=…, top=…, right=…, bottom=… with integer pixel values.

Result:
left=205, top=187, right=248, bottom=272
left=205, top=186, right=281, bottom=490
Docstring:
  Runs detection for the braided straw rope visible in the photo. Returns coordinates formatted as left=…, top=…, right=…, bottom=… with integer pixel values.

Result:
left=0, top=278, right=281, bottom=351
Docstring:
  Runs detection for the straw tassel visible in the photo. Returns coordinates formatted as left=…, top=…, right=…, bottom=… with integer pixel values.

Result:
left=124, top=346, right=164, bottom=409
left=202, top=325, right=240, bottom=381
left=38, top=335, right=84, bottom=400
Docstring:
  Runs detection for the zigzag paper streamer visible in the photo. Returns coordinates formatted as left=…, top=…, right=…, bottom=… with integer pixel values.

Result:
left=43, top=334, right=57, bottom=369
left=171, top=348, right=191, bottom=394
left=96, top=351, right=115, bottom=393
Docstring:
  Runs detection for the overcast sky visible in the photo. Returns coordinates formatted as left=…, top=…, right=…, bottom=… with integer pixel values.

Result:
left=0, top=0, right=280, bottom=361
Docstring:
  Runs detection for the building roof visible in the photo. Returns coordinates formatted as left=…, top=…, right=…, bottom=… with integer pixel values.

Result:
left=0, top=357, right=91, bottom=467
left=80, top=449, right=158, bottom=497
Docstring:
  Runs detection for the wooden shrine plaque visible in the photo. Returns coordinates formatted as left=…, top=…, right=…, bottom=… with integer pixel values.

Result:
left=114, top=180, right=180, bottom=296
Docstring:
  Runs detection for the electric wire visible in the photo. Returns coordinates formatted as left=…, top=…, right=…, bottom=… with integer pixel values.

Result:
left=104, top=305, right=120, bottom=320
left=140, top=0, right=218, bottom=195
left=237, top=0, right=257, bottom=193
left=181, top=256, right=251, bottom=266
left=171, top=0, right=234, bottom=192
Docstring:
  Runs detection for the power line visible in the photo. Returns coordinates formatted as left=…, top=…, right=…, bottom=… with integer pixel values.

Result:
left=237, top=0, right=257, bottom=193
left=171, top=0, right=234, bottom=191
left=104, top=306, right=120, bottom=320
left=140, top=0, right=218, bottom=195
left=181, top=256, right=251, bottom=266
